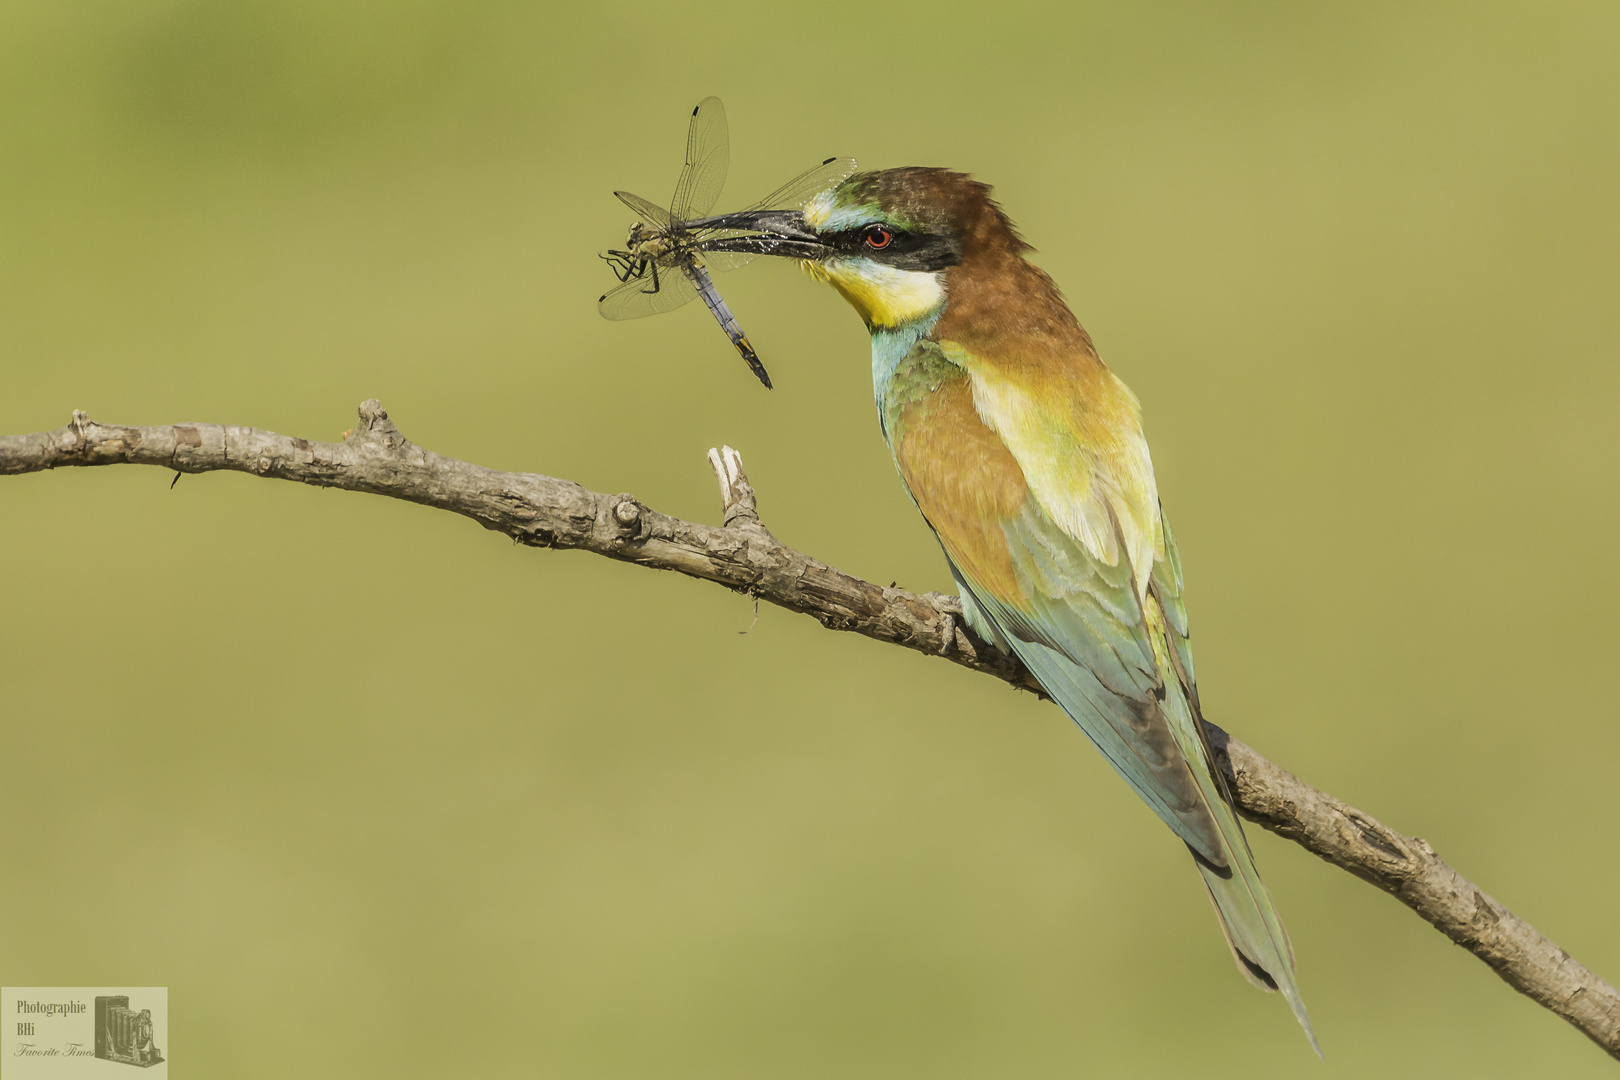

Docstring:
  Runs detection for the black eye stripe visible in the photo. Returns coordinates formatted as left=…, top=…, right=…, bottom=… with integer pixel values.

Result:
left=831, top=227, right=922, bottom=254
left=826, top=226, right=963, bottom=273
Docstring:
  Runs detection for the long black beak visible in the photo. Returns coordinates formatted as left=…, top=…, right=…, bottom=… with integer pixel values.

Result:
left=689, top=210, right=832, bottom=261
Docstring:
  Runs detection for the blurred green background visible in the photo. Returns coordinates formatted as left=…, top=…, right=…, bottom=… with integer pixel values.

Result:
left=2, top=1, right=1616, bottom=1075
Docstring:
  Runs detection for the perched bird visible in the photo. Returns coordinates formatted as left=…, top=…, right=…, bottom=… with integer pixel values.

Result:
left=706, top=169, right=1317, bottom=1048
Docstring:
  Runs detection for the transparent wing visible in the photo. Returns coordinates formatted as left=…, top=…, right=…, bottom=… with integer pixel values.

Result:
left=614, top=190, right=672, bottom=229
left=685, top=157, right=858, bottom=272
left=738, top=156, right=858, bottom=213
left=598, top=257, right=701, bottom=320
left=691, top=231, right=811, bottom=272
left=669, top=97, right=729, bottom=222
left=699, top=246, right=764, bottom=273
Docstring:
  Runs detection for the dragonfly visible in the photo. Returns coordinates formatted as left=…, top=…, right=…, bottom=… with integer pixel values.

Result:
left=599, top=96, right=855, bottom=389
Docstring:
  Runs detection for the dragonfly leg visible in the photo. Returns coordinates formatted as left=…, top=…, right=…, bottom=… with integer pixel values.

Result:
left=600, top=252, right=628, bottom=281
left=641, top=259, right=661, bottom=296
left=600, top=250, right=645, bottom=283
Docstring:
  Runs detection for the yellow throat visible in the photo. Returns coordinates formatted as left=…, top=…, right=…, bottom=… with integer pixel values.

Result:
left=802, top=258, right=946, bottom=330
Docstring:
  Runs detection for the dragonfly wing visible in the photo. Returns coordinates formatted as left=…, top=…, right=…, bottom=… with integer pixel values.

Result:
left=697, top=248, right=760, bottom=272
left=740, top=156, right=858, bottom=213
left=689, top=229, right=774, bottom=272
left=683, top=158, right=858, bottom=271
left=598, top=258, right=701, bottom=320
left=613, top=190, right=672, bottom=229
left=669, top=97, right=729, bottom=222
left=741, top=156, right=861, bottom=213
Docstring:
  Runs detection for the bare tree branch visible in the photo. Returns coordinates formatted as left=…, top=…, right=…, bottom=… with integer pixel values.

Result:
left=3, top=400, right=1616, bottom=1060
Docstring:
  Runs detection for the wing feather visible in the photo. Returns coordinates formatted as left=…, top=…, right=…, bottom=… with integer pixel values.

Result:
left=947, top=505, right=1228, bottom=865
left=886, top=319, right=1315, bottom=1046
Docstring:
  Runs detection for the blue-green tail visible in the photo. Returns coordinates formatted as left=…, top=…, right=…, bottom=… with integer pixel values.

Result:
left=999, top=626, right=1319, bottom=1053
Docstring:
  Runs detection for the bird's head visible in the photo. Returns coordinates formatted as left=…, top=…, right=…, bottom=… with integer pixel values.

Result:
left=703, top=167, right=1030, bottom=332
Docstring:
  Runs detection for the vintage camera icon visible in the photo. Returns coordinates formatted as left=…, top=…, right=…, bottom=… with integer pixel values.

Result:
left=94, top=995, right=164, bottom=1068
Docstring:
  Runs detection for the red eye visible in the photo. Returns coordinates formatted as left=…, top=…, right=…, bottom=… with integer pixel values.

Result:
left=863, top=225, right=893, bottom=249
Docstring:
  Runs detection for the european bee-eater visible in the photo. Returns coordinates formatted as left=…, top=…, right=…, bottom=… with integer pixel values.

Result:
left=706, top=168, right=1317, bottom=1048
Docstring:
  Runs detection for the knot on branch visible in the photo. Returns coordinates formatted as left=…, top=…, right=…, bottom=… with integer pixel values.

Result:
left=609, top=494, right=651, bottom=542
left=1346, top=811, right=1411, bottom=865
left=914, top=591, right=967, bottom=657
left=67, top=409, right=99, bottom=456
left=350, top=399, right=407, bottom=451
left=612, top=497, right=642, bottom=530
left=62, top=410, right=143, bottom=463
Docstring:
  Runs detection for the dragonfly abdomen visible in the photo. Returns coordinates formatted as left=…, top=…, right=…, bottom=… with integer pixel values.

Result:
left=684, top=260, right=772, bottom=389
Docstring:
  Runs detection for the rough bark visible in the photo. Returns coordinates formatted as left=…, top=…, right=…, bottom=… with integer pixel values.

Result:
left=3, top=401, right=1616, bottom=1060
